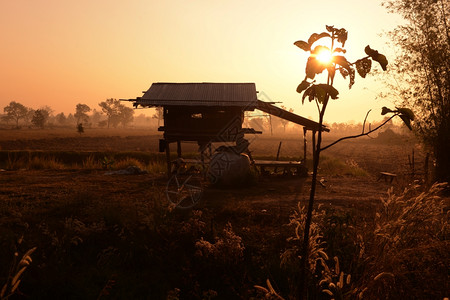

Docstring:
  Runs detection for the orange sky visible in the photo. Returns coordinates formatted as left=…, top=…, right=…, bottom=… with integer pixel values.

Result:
left=0, top=0, right=403, bottom=123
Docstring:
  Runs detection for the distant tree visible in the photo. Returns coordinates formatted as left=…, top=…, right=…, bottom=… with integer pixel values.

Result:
left=99, top=98, right=120, bottom=128
left=383, top=0, right=450, bottom=182
left=98, top=120, right=108, bottom=128
left=280, top=105, right=294, bottom=132
left=31, top=109, right=49, bottom=129
left=98, top=98, right=134, bottom=128
left=74, top=103, right=91, bottom=124
left=248, top=116, right=267, bottom=132
left=90, top=109, right=103, bottom=128
left=1, top=114, right=13, bottom=125
left=152, top=106, right=163, bottom=127
left=66, top=113, right=76, bottom=125
left=55, top=112, right=67, bottom=126
left=3, top=101, right=28, bottom=128
left=134, top=113, right=153, bottom=127
left=118, top=106, right=134, bottom=127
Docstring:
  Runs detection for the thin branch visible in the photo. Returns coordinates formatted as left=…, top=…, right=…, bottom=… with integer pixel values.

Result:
left=361, top=109, right=372, bottom=134
left=320, top=113, right=398, bottom=151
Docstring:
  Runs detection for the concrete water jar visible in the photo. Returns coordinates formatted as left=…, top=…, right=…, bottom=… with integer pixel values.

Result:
left=208, top=151, right=251, bottom=187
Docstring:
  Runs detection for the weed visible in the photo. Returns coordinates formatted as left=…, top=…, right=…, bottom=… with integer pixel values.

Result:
left=280, top=204, right=328, bottom=298
left=27, top=156, right=65, bottom=170
left=195, top=222, right=244, bottom=265
left=353, top=182, right=450, bottom=299
left=1, top=237, right=36, bottom=300
left=113, top=157, right=144, bottom=170
left=319, top=155, right=368, bottom=176
left=101, top=156, right=115, bottom=170
left=82, top=154, right=101, bottom=169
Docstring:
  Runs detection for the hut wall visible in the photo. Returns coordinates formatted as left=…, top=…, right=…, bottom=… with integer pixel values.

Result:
left=163, top=106, right=244, bottom=142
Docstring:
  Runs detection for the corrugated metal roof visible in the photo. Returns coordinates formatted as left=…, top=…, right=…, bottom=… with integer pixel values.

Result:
left=256, top=100, right=329, bottom=132
left=133, top=82, right=257, bottom=108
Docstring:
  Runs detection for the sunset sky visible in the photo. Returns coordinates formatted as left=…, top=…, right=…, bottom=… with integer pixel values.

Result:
left=0, top=0, right=403, bottom=123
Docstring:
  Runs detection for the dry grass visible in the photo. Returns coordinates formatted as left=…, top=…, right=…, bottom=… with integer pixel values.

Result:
left=1, top=129, right=444, bottom=299
left=0, top=127, right=156, bottom=141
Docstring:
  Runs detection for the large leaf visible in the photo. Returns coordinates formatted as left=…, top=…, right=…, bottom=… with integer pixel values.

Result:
left=335, top=28, right=348, bottom=46
left=364, top=45, right=388, bottom=71
left=314, top=85, right=327, bottom=103
left=302, top=86, right=315, bottom=104
left=375, top=53, right=388, bottom=71
left=305, top=56, right=326, bottom=79
left=294, top=40, right=310, bottom=52
left=296, top=79, right=310, bottom=94
left=396, top=107, right=415, bottom=130
left=332, top=55, right=351, bottom=72
left=348, top=68, right=355, bottom=89
left=381, top=106, right=394, bottom=115
left=399, top=115, right=413, bottom=130
left=307, top=32, right=331, bottom=46
left=397, top=107, right=415, bottom=121
left=326, top=25, right=335, bottom=32
left=333, top=48, right=346, bottom=54
left=301, top=84, right=339, bottom=104
left=317, top=84, right=339, bottom=99
left=355, top=57, right=372, bottom=78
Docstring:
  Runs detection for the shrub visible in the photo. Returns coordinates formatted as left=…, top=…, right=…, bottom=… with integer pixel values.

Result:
left=353, top=182, right=449, bottom=299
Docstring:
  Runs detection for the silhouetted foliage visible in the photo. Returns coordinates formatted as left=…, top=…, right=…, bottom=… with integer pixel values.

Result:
left=293, top=25, right=408, bottom=298
left=383, top=0, right=450, bottom=182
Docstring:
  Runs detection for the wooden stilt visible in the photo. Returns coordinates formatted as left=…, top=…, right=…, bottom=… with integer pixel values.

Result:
left=165, top=140, right=171, bottom=178
left=303, top=127, right=307, bottom=163
left=177, top=140, right=182, bottom=158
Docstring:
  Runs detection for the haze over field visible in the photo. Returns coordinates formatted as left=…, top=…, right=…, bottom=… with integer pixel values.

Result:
left=1, top=0, right=403, bottom=123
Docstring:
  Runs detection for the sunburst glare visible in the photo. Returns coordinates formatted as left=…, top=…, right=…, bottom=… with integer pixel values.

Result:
left=316, top=48, right=333, bottom=64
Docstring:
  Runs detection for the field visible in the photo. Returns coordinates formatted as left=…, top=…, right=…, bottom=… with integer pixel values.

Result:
left=0, top=128, right=448, bottom=299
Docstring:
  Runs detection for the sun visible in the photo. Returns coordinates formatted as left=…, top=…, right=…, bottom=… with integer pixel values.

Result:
left=316, top=48, right=333, bottom=64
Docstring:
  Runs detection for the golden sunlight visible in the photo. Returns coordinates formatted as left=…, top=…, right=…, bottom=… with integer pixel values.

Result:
left=315, top=48, right=333, bottom=64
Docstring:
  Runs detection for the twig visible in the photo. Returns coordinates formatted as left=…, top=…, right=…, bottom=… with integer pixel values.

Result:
left=361, top=109, right=372, bottom=134
left=320, top=113, right=398, bottom=151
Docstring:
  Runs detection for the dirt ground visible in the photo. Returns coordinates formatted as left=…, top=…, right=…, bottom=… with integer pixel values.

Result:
left=0, top=129, right=424, bottom=212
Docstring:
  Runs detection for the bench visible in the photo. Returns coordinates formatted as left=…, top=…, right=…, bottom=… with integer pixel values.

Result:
left=253, top=160, right=307, bottom=177
left=378, top=172, right=397, bottom=183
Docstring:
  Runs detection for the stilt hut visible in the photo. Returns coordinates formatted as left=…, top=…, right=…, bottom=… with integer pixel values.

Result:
left=123, top=82, right=328, bottom=176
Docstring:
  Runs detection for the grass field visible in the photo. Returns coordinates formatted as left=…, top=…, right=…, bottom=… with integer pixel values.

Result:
left=0, top=128, right=448, bottom=299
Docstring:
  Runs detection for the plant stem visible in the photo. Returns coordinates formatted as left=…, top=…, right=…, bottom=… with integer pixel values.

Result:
left=299, top=72, right=333, bottom=299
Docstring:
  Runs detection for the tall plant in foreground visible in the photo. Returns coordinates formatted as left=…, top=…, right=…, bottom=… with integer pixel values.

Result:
left=293, top=25, right=414, bottom=298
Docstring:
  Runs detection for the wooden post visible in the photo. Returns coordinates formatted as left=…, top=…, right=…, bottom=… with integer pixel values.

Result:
left=276, top=141, right=282, bottom=160
left=177, top=140, right=182, bottom=158
left=274, top=141, right=282, bottom=173
left=303, top=127, right=307, bottom=163
left=165, top=140, right=171, bottom=178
